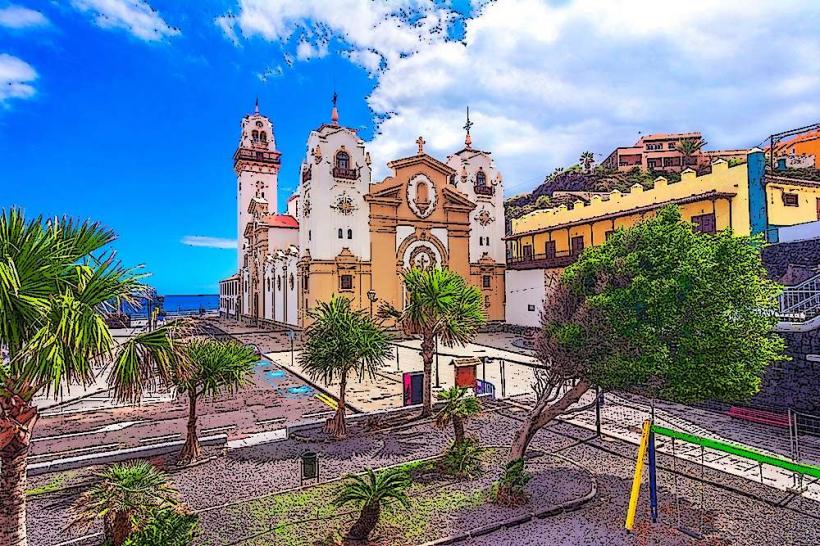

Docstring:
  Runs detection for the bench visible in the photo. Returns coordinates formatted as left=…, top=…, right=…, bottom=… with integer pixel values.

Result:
left=727, top=406, right=790, bottom=428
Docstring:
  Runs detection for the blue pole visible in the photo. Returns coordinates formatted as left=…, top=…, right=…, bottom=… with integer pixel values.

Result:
left=648, top=430, right=658, bottom=523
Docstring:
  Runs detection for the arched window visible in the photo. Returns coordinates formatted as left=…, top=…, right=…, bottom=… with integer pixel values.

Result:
left=347, top=229, right=353, bottom=239
left=476, top=170, right=487, bottom=187
left=252, top=130, right=259, bottom=141
left=260, top=131, right=267, bottom=142
left=289, top=274, right=294, bottom=290
left=335, top=151, right=350, bottom=170
left=338, top=228, right=343, bottom=239
left=416, top=181, right=430, bottom=204
left=277, top=276, right=282, bottom=290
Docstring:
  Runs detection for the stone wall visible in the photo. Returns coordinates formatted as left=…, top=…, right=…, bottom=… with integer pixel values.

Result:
left=762, top=238, right=820, bottom=283
left=752, top=327, right=820, bottom=414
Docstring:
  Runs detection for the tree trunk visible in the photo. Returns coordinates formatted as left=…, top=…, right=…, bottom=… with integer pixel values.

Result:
left=326, top=372, right=348, bottom=438
left=509, top=379, right=592, bottom=462
left=420, top=334, right=435, bottom=418
left=108, top=511, right=133, bottom=546
left=0, top=444, right=29, bottom=546
left=179, top=390, right=201, bottom=464
left=345, top=503, right=380, bottom=544
left=453, top=415, right=465, bottom=445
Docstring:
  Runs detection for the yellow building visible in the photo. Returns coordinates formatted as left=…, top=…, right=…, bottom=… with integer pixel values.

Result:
left=504, top=149, right=820, bottom=327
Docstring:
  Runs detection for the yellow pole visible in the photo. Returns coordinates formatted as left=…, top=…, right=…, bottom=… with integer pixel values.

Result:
left=625, top=419, right=651, bottom=532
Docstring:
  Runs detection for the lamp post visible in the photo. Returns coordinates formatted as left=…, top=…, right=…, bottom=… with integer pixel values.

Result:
left=366, top=288, right=378, bottom=318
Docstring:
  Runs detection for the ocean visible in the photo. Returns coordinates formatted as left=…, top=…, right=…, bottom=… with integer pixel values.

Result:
left=121, top=294, right=219, bottom=318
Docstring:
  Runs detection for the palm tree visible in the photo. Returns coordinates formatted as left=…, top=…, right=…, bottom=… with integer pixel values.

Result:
left=334, top=468, right=411, bottom=544
left=301, top=296, right=392, bottom=438
left=0, top=208, right=188, bottom=546
left=677, top=137, right=707, bottom=169
left=434, top=386, right=481, bottom=445
left=70, top=462, right=179, bottom=546
left=381, top=268, right=485, bottom=417
left=175, top=339, right=257, bottom=464
left=579, top=151, right=595, bottom=173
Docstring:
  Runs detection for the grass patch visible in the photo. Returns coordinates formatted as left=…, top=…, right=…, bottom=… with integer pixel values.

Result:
left=26, top=472, right=73, bottom=497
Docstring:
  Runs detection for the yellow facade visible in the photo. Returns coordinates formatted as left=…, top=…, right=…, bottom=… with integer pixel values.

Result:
left=508, top=151, right=818, bottom=262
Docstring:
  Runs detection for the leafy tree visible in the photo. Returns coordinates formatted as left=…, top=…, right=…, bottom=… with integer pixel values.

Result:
left=301, top=296, right=392, bottom=438
left=121, top=508, right=199, bottom=546
left=176, top=339, right=257, bottom=463
left=334, top=468, right=411, bottom=544
left=434, top=386, right=481, bottom=445
left=677, top=137, right=707, bottom=168
left=70, top=462, right=180, bottom=546
left=506, top=206, right=785, bottom=472
left=0, top=208, right=188, bottom=546
left=381, top=268, right=485, bottom=417
left=579, top=151, right=595, bottom=173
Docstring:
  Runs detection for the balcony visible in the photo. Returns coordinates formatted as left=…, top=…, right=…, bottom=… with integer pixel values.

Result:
left=474, top=184, right=495, bottom=196
left=332, top=166, right=358, bottom=180
left=506, top=250, right=578, bottom=270
left=234, top=148, right=281, bottom=165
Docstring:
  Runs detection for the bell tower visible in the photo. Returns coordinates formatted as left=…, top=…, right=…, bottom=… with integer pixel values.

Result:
left=234, top=99, right=281, bottom=268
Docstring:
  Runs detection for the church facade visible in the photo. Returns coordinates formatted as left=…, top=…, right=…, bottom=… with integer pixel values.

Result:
left=220, top=101, right=506, bottom=328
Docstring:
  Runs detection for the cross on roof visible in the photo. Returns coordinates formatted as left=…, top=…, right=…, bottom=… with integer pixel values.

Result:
left=416, top=136, right=425, bottom=155
left=463, top=106, right=473, bottom=135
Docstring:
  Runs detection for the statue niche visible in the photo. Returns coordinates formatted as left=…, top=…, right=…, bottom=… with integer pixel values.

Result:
left=407, top=174, right=437, bottom=219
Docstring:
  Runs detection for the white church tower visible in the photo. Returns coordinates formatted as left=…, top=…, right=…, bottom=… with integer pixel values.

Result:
left=234, top=99, right=281, bottom=268
left=297, top=94, right=371, bottom=262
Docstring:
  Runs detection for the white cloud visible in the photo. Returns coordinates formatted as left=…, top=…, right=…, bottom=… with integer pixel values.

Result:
left=223, top=0, right=820, bottom=195
left=0, top=54, right=37, bottom=103
left=0, top=5, right=49, bottom=28
left=71, top=0, right=180, bottom=41
left=181, top=236, right=237, bottom=249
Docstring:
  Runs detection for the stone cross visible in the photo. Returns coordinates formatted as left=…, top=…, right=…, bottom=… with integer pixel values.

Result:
left=416, top=136, right=425, bottom=155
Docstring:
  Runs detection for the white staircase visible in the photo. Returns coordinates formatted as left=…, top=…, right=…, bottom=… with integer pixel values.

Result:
left=779, top=273, right=820, bottom=322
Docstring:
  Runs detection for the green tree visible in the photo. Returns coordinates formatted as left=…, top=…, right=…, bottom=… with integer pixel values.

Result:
left=579, top=151, right=595, bottom=173
left=677, top=137, right=707, bottom=168
left=381, top=268, right=485, bottom=417
left=334, top=468, right=411, bottom=544
left=0, top=208, right=188, bottom=546
left=301, top=296, right=392, bottom=438
left=70, top=462, right=180, bottom=546
left=506, top=205, right=785, bottom=467
left=176, top=339, right=257, bottom=463
left=434, top=386, right=481, bottom=445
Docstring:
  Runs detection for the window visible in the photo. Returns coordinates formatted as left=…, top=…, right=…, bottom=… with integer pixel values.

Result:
left=647, top=159, right=658, bottom=169
left=308, top=230, right=311, bottom=241
left=260, top=131, right=267, bottom=142
left=340, top=275, right=353, bottom=290
left=252, top=130, right=259, bottom=141
left=482, top=275, right=491, bottom=288
left=289, top=274, right=294, bottom=290
left=545, top=240, right=556, bottom=258
left=570, top=236, right=584, bottom=255
left=476, top=170, right=486, bottom=187
left=663, top=157, right=680, bottom=167
left=303, top=275, right=309, bottom=292
left=646, top=143, right=663, bottom=151
left=522, top=245, right=533, bottom=260
left=277, top=276, right=282, bottom=290
left=527, top=304, right=536, bottom=312
left=692, top=213, right=717, bottom=234
left=338, top=228, right=343, bottom=239
left=668, top=142, right=676, bottom=150
left=335, top=151, right=350, bottom=170
left=347, top=229, right=353, bottom=239
left=605, top=230, right=615, bottom=240
left=783, top=193, right=799, bottom=207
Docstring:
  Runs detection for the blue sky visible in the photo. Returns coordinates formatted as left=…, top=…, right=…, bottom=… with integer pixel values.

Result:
left=2, top=1, right=819, bottom=294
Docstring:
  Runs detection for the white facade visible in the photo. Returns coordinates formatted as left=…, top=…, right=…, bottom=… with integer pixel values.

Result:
left=504, top=269, right=558, bottom=328
left=235, top=104, right=280, bottom=268
left=446, top=147, right=506, bottom=264
left=297, top=123, right=372, bottom=261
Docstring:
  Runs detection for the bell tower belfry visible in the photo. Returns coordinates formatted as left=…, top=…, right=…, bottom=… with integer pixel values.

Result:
left=234, top=99, right=281, bottom=268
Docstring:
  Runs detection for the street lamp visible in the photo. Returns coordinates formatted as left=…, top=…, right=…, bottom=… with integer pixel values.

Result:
left=366, top=288, right=378, bottom=318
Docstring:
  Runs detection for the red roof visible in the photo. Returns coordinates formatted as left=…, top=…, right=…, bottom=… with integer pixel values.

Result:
left=262, top=214, right=299, bottom=229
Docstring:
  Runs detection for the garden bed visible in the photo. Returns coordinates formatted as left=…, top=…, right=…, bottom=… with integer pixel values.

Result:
left=194, top=448, right=596, bottom=546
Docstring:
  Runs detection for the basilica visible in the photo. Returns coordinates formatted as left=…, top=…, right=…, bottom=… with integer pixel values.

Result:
left=219, top=100, right=507, bottom=327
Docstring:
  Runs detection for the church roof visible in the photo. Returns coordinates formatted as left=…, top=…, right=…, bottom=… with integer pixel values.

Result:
left=261, top=214, right=299, bottom=229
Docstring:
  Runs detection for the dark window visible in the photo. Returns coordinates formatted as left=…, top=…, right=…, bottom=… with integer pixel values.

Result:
left=647, top=159, right=658, bottom=169
left=692, top=213, right=717, bottom=233
left=605, top=230, right=615, bottom=240
left=476, top=170, right=486, bottom=186
left=571, top=236, right=585, bottom=255
left=338, top=228, right=343, bottom=239
left=340, top=275, right=353, bottom=290
left=523, top=245, right=533, bottom=260
left=308, top=230, right=311, bottom=241
left=304, top=275, right=309, bottom=292
left=260, top=131, right=267, bottom=142
left=289, top=274, right=294, bottom=290
left=277, top=276, right=282, bottom=290
left=482, top=275, right=491, bottom=288
left=545, top=240, right=556, bottom=258
left=783, top=193, right=799, bottom=207
left=335, top=151, right=350, bottom=170
left=252, top=130, right=259, bottom=141
left=527, top=304, right=536, bottom=312
left=347, top=229, right=353, bottom=239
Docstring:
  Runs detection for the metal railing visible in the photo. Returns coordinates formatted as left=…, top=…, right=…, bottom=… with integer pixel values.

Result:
left=474, top=184, right=495, bottom=196
left=332, top=166, right=358, bottom=180
left=779, top=273, right=820, bottom=321
left=234, top=148, right=281, bottom=165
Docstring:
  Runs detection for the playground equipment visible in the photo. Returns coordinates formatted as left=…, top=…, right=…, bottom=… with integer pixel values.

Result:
left=625, top=419, right=820, bottom=537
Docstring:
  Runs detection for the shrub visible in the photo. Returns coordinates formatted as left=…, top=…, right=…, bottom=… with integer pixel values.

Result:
left=492, top=458, right=531, bottom=506
left=441, top=439, right=484, bottom=479
left=122, top=509, right=199, bottom=546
